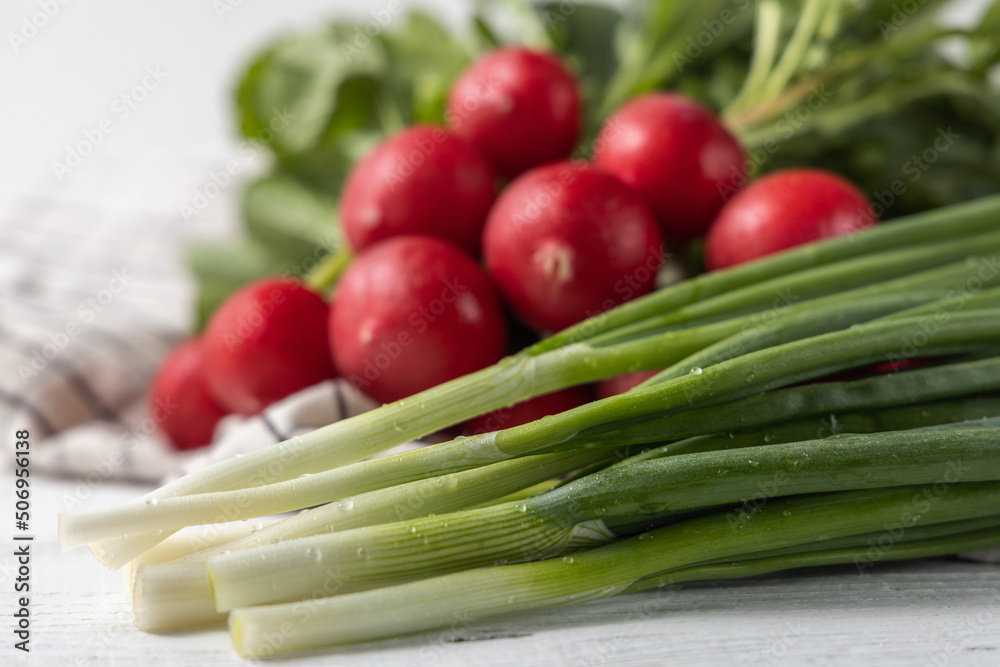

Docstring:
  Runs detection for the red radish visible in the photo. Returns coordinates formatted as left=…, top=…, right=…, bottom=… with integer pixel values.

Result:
left=483, top=161, right=662, bottom=333
left=340, top=125, right=496, bottom=256
left=330, top=235, right=506, bottom=404
left=592, top=92, right=746, bottom=243
left=150, top=339, right=227, bottom=451
left=202, top=277, right=336, bottom=415
left=704, top=168, right=876, bottom=270
left=447, top=48, right=581, bottom=179
left=595, top=370, right=660, bottom=399
left=465, top=387, right=591, bottom=435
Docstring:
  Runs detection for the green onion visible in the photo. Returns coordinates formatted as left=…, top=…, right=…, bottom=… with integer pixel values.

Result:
left=129, top=447, right=611, bottom=631
left=614, top=395, right=1000, bottom=464
left=590, top=236, right=1000, bottom=347
left=582, top=356, right=1000, bottom=446
left=228, top=482, right=1000, bottom=657
left=131, top=360, right=1000, bottom=629
left=206, top=424, right=1000, bottom=610
left=122, top=520, right=278, bottom=600
left=553, top=395, right=1000, bottom=488
left=537, top=195, right=1000, bottom=351
left=135, top=389, right=1000, bottom=630
left=627, top=517, right=1000, bottom=592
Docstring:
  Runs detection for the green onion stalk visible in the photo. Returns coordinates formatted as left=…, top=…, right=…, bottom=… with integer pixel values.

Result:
left=132, top=359, right=1000, bottom=630
left=229, top=482, right=1000, bottom=657
left=129, top=447, right=610, bottom=631
left=206, top=424, right=1000, bottom=610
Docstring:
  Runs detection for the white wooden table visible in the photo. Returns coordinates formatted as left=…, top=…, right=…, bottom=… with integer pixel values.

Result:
left=7, top=475, right=999, bottom=666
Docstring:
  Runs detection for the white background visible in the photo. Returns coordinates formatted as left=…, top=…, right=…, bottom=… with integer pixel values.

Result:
left=0, top=0, right=469, bottom=198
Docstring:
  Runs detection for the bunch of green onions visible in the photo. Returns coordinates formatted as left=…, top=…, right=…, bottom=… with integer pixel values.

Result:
left=60, top=195, right=1000, bottom=657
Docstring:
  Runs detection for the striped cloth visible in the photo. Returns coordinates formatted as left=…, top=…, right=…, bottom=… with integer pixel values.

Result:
left=0, top=156, right=392, bottom=484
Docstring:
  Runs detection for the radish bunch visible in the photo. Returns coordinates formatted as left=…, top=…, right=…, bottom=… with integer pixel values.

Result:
left=151, top=47, right=877, bottom=451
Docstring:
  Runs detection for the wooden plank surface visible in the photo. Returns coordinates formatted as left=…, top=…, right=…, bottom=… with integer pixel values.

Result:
left=8, top=476, right=999, bottom=666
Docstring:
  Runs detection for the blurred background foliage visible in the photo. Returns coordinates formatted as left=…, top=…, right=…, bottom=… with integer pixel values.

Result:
left=188, top=0, right=1000, bottom=327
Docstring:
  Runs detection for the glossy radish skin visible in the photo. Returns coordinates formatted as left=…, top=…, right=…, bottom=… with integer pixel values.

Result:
left=595, top=370, right=660, bottom=400
left=340, top=125, right=496, bottom=256
left=150, top=339, right=228, bottom=451
left=331, top=236, right=507, bottom=404
left=447, top=48, right=582, bottom=179
left=483, top=162, right=663, bottom=333
left=593, top=93, right=746, bottom=243
left=705, top=168, right=876, bottom=270
left=203, top=278, right=336, bottom=415
left=465, top=387, right=591, bottom=435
